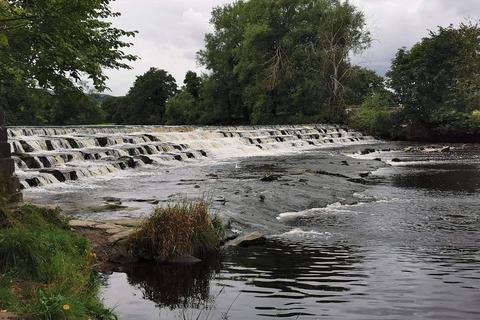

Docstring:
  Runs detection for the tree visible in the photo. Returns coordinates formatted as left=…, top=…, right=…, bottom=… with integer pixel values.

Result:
left=0, top=0, right=136, bottom=125
left=349, top=92, right=395, bottom=138
left=0, top=0, right=136, bottom=91
left=387, top=22, right=480, bottom=125
left=183, top=71, right=201, bottom=99
left=198, top=0, right=371, bottom=124
left=343, top=66, right=386, bottom=106
left=121, top=68, right=178, bottom=124
left=164, top=90, right=195, bottom=125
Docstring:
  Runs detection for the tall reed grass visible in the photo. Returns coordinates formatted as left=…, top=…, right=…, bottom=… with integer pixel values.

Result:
left=129, top=201, right=224, bottom=261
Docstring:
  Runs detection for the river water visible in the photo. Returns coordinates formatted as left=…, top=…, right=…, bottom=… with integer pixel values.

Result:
left=10, top=125, right=479, bottom=319
left=98, top=144, right=480, bottom=320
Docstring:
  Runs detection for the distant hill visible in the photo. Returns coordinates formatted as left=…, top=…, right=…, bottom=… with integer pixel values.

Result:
left=90, top=93, right=117, bottom=104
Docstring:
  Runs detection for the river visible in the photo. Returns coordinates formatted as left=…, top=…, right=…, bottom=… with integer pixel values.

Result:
left=9, top=125, right=480, bottom=319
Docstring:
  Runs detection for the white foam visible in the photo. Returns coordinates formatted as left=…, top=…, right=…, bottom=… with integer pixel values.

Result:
left=11, top=125, right=377, bottom=189
left=276, top=202, right=358, bottom=222
left=279, top=228, right=332, bottom=238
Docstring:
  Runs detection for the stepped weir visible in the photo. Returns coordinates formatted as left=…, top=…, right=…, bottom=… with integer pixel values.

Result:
left=7, top=124, right=373, bottom=190
left=0, top=109, right=22, bottom=203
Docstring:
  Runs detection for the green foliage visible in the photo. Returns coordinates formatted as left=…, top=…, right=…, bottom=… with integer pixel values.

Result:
left=130, top=201, right=224, bottom=260
left=102, top=68, right=177, bottom=124
left=0, top=0, right=136, bottom=91
left=429, top=108, right=480, bottom=137
left=0, top=0, right=135, bottom=125
left=198, top=0, right=371, bottom=124
left=183, top=71, right=202, bottom=99
left=343, top=66, right=386, bottom=106
left=0, top=203, right=116, bottom=319
left=388, top=22, right=480, bottom=126
left=165, top=90, right=196, bottom=125
left=2, top=84, right=106, bottom=126
left=349, top=93, right=395, bottom=138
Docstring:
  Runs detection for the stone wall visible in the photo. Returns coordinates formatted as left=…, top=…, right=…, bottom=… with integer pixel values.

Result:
left=0, top=109, right=22, bottom=203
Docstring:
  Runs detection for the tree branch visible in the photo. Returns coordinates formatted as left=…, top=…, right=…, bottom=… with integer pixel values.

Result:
left=0, top=15, right=37, bottom=23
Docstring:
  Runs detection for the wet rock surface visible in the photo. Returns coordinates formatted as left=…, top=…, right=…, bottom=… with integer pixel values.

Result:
left=226, top=232, right=266, bottom=247
left=69, top=219, right=141, bottom=266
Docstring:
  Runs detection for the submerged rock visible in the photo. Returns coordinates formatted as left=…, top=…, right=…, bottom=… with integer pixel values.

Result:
left=260, top=174, right=279, bottom=182
left=361, top=148, right=376, bottom=155
left=213, top=196, right=226, bottom=203
left=227, top=232, right=266, bottom=247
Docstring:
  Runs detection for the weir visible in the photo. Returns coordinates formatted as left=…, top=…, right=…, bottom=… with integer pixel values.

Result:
left=7, top=124, right=374, bottom=189
left=0, top=109, right=22, bottom=203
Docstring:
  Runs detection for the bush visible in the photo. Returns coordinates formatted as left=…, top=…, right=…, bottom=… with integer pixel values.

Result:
left=429, top=108, right=480, bottom=137
left=349, top=93, right=395, bottom=138
left=0, top=203, right=115, bottom=319
left=130, top=201, right=224, bottom=260
left=164, top=90, right=196, bottom=125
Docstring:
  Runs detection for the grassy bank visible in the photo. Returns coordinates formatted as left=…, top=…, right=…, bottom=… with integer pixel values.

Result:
left=0, top=202, right=115, bottom=319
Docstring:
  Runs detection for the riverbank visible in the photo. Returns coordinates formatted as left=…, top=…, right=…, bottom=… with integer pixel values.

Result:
left=0, top=204, right=115, bottom=319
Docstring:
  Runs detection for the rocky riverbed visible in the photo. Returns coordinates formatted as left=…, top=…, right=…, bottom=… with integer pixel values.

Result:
left=15, top=125, right=480, bottom=319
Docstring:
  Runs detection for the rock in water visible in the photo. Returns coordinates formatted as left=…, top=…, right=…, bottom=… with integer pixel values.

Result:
left=361, top=148, right=376, bottom=155
left=260, top=174, right=278, bottom=182
left=227, top=232, right=266, bottom=247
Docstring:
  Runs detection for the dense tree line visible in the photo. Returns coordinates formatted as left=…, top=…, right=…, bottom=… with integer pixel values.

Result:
left=103, top=0, right=377, bottom=126
left=1, top=0, right=478, bottom=141
left=351, top=22, right=480, bottom=141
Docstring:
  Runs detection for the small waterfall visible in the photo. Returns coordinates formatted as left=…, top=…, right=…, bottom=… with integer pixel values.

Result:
left=8, top=124, right=374, bottom=189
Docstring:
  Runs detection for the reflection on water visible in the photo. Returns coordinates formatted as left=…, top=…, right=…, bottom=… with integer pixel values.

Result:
left=103, top=240, right=480, bottom=319
left=102, top=146, right=480, bottom=319
left=390, top=163, right=480, bottom=193
left=122, top=259, right=220, bottom=309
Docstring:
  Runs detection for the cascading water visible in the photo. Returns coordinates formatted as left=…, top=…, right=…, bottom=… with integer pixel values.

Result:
left=8, top=124, right=374, bottom=189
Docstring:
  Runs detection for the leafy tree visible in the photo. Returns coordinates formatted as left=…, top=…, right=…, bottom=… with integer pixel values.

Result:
left=119, top=68, right=178, bottom=124
left=184, top=71, right=202, bottom=99
left=349, top=92, right=395, bottom=138
left=0, top=0, right=136, bottom=125
left=388, top=22, right=480, bottom=126
left=343, top=66, right=386, bottom=106
left=198, top=0, right=371, bottom=124
left=0, top=0, right=136, bottom=91
left=164, top=90, right=196, bottom=125
left=101, top=96, right=128, bottom=124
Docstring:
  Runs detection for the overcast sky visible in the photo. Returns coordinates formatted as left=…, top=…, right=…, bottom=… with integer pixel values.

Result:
left=104, top=0, right=480, bottom=96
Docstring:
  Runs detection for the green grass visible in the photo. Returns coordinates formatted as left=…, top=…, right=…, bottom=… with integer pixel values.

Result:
left=0, top=201, right=116, bottom=319
left=129, top=201, right=225, bottom=261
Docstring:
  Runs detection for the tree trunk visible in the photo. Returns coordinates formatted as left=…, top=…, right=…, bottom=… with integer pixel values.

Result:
left=0, top=108, right=23, bottom=203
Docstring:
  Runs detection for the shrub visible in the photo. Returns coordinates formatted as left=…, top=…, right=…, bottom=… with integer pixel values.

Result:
left=349, top=92, right=395, bottom=138
left=164, top=90, right=196, bottom=125
left=472, top=110, right=480, bottom=121
left=430, top=108, right=480, bottom=136
left=130, top=201, right=224, bottom=260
